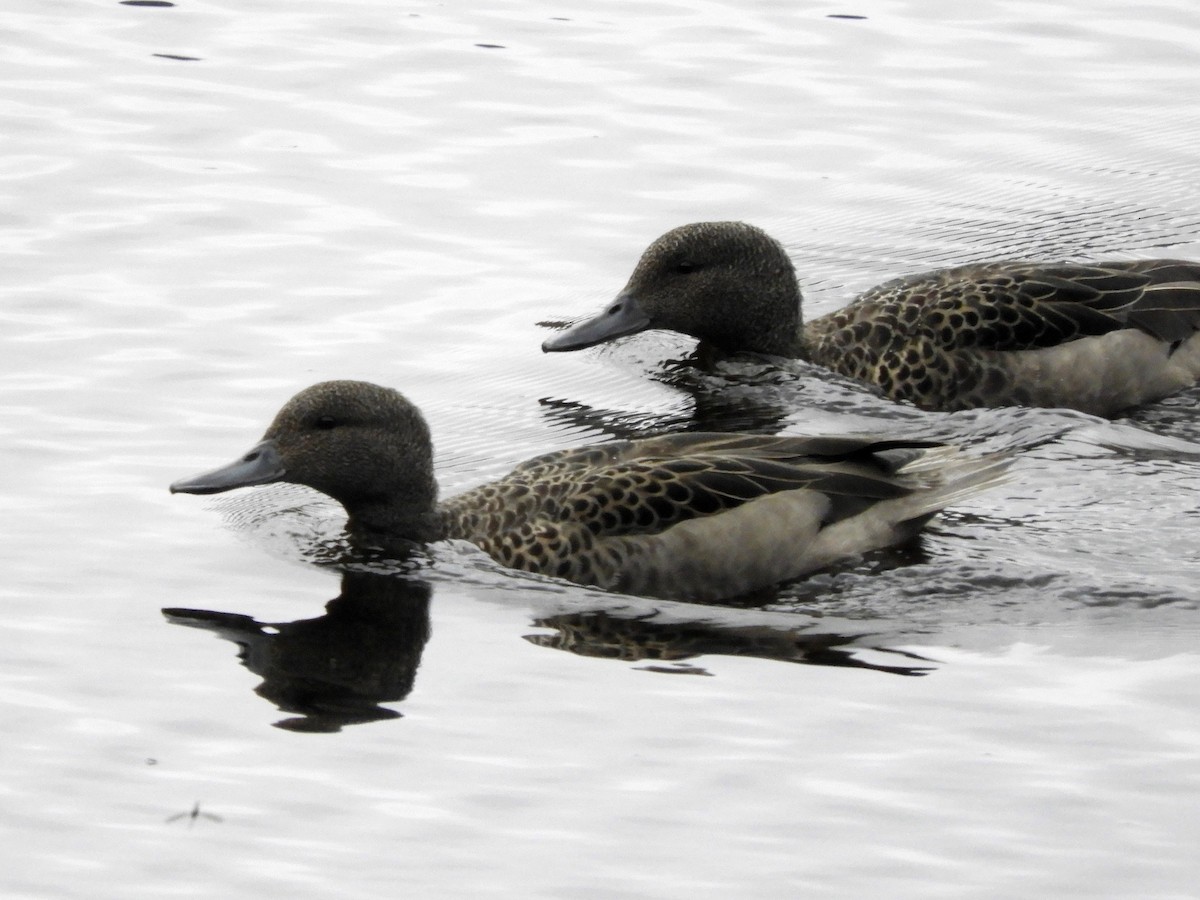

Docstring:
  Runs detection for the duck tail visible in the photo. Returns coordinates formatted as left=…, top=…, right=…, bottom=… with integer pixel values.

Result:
left=797, top=447, right=1012, bottom=577
left=895, top=446, right=1013, bottom=522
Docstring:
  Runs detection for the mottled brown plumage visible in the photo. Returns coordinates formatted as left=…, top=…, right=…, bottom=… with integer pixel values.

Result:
left=542, top=221, right=1200, bottom=415
left=171, top=381, right=1007, bottom=602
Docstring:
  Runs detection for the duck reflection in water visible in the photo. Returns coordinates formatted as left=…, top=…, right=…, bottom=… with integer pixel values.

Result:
left=526, top=608, right=934, bottom=677
left=164, top=569, right=431, bottom=733
left=536, top=384, right=794, bottom=443
left=165, top=564, right=933, bottom=733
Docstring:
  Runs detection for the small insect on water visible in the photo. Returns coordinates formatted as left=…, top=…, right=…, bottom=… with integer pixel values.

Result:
left=166, top=801, right=223, bottom=827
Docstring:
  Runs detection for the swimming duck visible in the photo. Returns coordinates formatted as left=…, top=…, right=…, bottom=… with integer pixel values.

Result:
left=170, top=380, right=1006, bottom=602
left=541, top=221, right=1200, bottom=416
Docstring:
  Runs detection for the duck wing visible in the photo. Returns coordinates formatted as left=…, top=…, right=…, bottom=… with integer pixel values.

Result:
left=860, top=260, right=1200, bottom=351
left=503, top=433, right=944, bottom=527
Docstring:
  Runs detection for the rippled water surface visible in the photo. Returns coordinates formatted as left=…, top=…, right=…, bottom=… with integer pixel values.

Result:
left=4, top=0, right=1200, bottom=897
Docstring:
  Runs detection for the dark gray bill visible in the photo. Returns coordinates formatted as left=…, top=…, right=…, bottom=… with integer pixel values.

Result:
left=541, top=292, right=652, bottom=352
left=169, top=440, right=286, bottom=495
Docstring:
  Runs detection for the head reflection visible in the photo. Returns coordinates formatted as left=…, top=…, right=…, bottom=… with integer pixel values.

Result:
left=164, top=570, right=431, bottom=732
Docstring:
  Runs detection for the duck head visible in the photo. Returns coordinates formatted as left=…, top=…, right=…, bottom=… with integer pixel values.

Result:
left=170, top=381, right=441, bottom=541
left=542, top=221, right=802, bottom=356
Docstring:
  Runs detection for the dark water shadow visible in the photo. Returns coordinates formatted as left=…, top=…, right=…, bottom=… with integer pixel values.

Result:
left=539, top=358, right=1089, bottom=455
left=537, top=347, right=895, bottom=441
left=164, top=569, right=432, bottom=733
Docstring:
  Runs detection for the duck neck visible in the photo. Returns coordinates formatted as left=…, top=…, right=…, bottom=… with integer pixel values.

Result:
left=346, top=501, right=446, bottom=545
left=730, top=248, right=805, bottom=357
left=340, top=465, right=446, bottom=547
left=731, top=283, right=803, bottom=357
left=753, top=310, right=804, bottom=357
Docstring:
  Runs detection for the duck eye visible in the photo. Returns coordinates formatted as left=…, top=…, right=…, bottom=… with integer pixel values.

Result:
left=674, top=261, right=699, bottom=275
left=315, top=415, right=338, bottom=430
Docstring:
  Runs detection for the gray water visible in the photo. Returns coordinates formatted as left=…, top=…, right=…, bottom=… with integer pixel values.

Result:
left=3, top=0, right=1200, bottom=897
